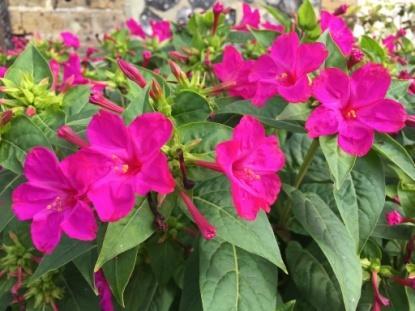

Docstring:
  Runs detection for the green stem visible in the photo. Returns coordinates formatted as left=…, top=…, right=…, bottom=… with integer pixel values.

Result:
left=294, top=139, right=319, bottom=189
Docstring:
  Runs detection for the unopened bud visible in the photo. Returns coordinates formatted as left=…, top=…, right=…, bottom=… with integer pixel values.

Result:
left=25, top=106, right=36, bottom=117
left=333, top=4, right=348, bottom=16
left=117, top=59, right=146, bottom=88
left=168, top=60, right=187, bottom=83
left=168, top=51, right=189, bottom=63
left=150, top=79, right=163, bottom=101
left=57, top=125, right=89, bottom=148
left=90, top=93, right=124, bottom=114
left=0, top=110, right=13, bottom=126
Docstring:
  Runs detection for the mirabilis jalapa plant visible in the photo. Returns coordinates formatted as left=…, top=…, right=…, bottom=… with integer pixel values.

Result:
left=1, top=1, right=415, bottom=310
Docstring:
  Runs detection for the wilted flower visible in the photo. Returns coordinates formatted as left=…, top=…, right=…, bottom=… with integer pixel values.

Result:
left=306, top=64, right=407, bottom=156
left=250, top=32, right=328, bottom=105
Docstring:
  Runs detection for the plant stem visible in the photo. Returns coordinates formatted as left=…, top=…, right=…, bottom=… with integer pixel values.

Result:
left=294, top=139, right=319, bottom=189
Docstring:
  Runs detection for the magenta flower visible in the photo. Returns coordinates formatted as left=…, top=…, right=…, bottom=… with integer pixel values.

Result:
left=383, top=35, right=397, bottom=55
left=306, top=64, right=407, bottom=156
left=372, top=271, right=390, bottom=311
left=234, top=3, right=260, bottom=31
left=0, top=66, right=7, bottom=78
left=126, top=18, right=146, bottom=39
left=60, top=32, right=80, bottom=49
left=213, top=116, right=285, bottom=220
left=94, top=270, right=114, bottom=311
left=386, top=210, right=404, bottom=226
left=213, top=45, right=257, bottom=101
left=62, top=53, right=89, bottom=86
left=250, top=32, right=328, bottom=105
left=150, top=20, right=172, bottom=42
left=84, top=110, right=175, bottom=222
left=262, top=21, right=284, bottom=33
left=320, top=11, right=354, bottom=56
left=12, top=148, right=100, bottom=253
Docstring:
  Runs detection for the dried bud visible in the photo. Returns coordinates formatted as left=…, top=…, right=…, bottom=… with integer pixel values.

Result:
left=333, top=4, right=348, bottom=16
left=117, top=59, right=146, bottom=88
left=90, top=93, right=124, bottom=114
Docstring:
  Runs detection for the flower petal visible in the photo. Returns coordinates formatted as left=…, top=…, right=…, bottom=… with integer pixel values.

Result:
left=295, top=42, right=328, bottom=76
left=231, top=181, right=270, bottom=221
left=128, top=112, right=173, bottom=159
left=24, top=147, right=68, bottom=190
left=12, top=183, right=58, bottom=220
left=270, top=32, right=300, bottom=72
left=233, top=116, right=266, bottom=150
left=358, top=99, right=407, bottom=133
left=350, top=63, right=391, bottom=107
left=338, top=121, right=374, bottom=156
left=277, top=74, right=312, bottom=103
left=134, top=153, right=175, bottom=195
left=250, top=55, right=281, bottom=83
left=312, top=67, right=350, bottom=109
left=88, top=180, right=135, bottom=222
left=306, top=106, right=340, bottom=138
left=31, top=209, right=63, bottom=254
left=61, top=201, right=97, bottom=241
left=213, top=45, right=244, bottom=83
left=87, top=110, right=130, bottom=158
left=216, top=140, right=240, bottom=175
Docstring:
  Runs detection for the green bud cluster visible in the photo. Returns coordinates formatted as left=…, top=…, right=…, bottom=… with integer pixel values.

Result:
left=24, top=271, right=64, bottom=309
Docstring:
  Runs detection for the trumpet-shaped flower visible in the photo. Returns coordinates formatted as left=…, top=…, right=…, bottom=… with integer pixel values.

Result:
left=12, top=148, right=102, bottom=253
left=215, top=116, right=285, bottom=220
left=306, top=64, right=407, bottom=156
left=150, top=20, right=172, bottom=42
left=234, top=3, right=260, bottom=31
left=85, top=110, right=175, bottom=222
left=213, top=45, right=257, bottom=100
left=60, top=32, right=80, bottom=49
left=250, top=32, right=328, bottom=105
left=320, top=11, right=354, bottom=56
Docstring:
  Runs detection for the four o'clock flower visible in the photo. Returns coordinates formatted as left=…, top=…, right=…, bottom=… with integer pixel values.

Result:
left=250, top=32, right=328, bottom=105
left=60, top=31, right=80, bottom=49
left=234, top=3, right=260, bottom=31
left=11, top=148, right=103, bottom=253
left=150, top=20, right=172, bottom=42
left=306, top=64, right=407, bottom=156
left=126, top=18, right=146, bottom=39
left=213, top=45, right=257, bottom=101
left=197, top=116, right=285, bottom=220
left=320, top=11, right=354, bottom=56
left=84, top=111, right=175, bottom=222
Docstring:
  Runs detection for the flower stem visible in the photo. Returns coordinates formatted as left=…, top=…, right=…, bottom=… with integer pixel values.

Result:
left=294, top=139, right=319, bottom=189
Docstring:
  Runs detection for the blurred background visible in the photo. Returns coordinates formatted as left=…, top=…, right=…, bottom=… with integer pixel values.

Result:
left=0, top=0, right=413, bottom=48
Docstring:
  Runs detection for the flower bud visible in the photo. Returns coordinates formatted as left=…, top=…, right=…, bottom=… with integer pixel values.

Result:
left=213, top=1, right=224, bottom=15
left=0, top=110, right=13, bottom=126
left=57, top=125, right=89, bottom=148
left=168, top=60, right=187, bottom=83
left=407, top=115, right=415, bottom=127
left=168, top=51, right=189, bottom=63
left=142, top=50, right=152, bottom=67
left=333, top=4, right=348, bottom=16
left=90, top=93, right=124, bottom=114
left=117, top=59, right=146, bottom=88
left=347, top=48, right=364, bottom=69
left=386, top=210, right=404, bottom=226
left=179, top=191, right=216, bottom=240
left=25, top=106, right=36, bottom=117
left=149, top=79, right=163, bottom=101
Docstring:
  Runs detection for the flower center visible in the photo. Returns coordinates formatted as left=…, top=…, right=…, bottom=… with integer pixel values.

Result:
left=235, top=167, right=261, bottom=182
left=343, top=108, right=357, bottom=120
left=46, top=196, right=64, bottom=212
left=276, top=71, right=295, bottom=86
left=111, top=155, right=141, bottom=175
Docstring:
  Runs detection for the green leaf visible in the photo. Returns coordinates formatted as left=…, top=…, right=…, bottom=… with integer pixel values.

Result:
left=320, top=136, right=356, bottom=190
left=123, top=82, right=152, bottom=124
left=286, top=242, right=343, bottom=310
left=263, top=5, right=291, bottom=30
left=285, top=187, right=362, bottom=311
left=172, top=90, right=211, bottom=125
left=249, top=29, right=278, bottom=48
left=360, top=35, right=386, bottom=63
left=95, top=199, right=154, bottom=271
left=318, top=31, right=347, bottom=70
left=193, top=175, right=286, bottom=271
left=298, top=0, right=317, bottom=31
left=216, top=98, right=305, bottom=132
left=276, top=300, right=296, bottom=311
left=177, top=121, right=232, bottom=160
left=63, top=85, right=98, bottom=132
left=123, top=264, right=176, bottom=311
left=179, top=243, right=203, bottom=311
left=103, top=246, right=139, bottom=307
left=387, top=79, right=411, bottom=103
left=31, top=237, right=96, bottom=280
left=5, top=44, right=52, bottom=85
left=0, top=170, right=21, bottom=232
left=73, top=249, right=97, bottom=293
left=199, top=238, right=278, bottom=311
left=147, top=239, right=184, bottom=285
left=0, top=115, right=52, bottom=173
left=374, top=134, right=415, bottom=181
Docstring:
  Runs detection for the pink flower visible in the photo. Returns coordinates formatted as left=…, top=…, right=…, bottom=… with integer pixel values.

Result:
left=84, top=111, right=175, bottom=222
left=150, top=20, right=172, bottom=42
left=320, top=11, right=354, bottom=56
left=372, top=271, right=390, bottom=311
left=0, top=66, right=7, bottom=78
left=62, top=53, right=89, bottom=86
left=179, top=191, right=216, bottom=239
left=234, top=3, right=260, bottom=31
left=213, top=45, right=257, bottom=101
left=60, top=32, right=80, bottom=49
left=213, top=1, right=224, bottom=15
left=383, top=35, right=396, bottom=55
left=250, top=32, right=328, bottom=105
left=94, top=270, right=114, bottom=311
left=262, top=21, right=285, bottom=33
left=306, top=64, right=407, bottom=156
left=393, top=276, right=415, bottom=289
left=386, top=210, right=404, bottom=225
left=215, top=116, right=285, bottom=220
left=126, top=18, right=146, bottom=39
left=12, top=148, right=100, bottom=253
